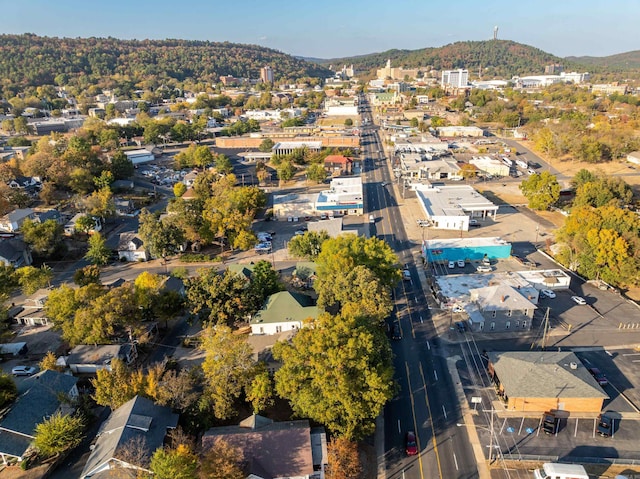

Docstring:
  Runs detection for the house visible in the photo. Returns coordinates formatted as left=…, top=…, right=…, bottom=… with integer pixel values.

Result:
left=0, top=238, right=32, bottom=267
left=7, top=176, right=42, bottom=192
left=292, top=262, right=318, bottom=289
left=627, top=151, right=640, bottom=165
left=228, top=263, right=256, bottom=283
left=202, top=414, right=327, bottom=479
left=33, top=209, right=63, bottom=225
left=118, top=232, right=149, bottom=262
left=323, top=155, right=352, bottom=175
left=0, top=208, right=35, bottom=232
left=124, top=149, right=155, bottom=165
left=64, top=214, right=103, bottom=235
left=64, top=344, right=138, bottom=374
left=0, top=371, right=78, bottom=464
left=486, top=351, right=609, bottom=413
left=250, top=291, right=318, bottom=335
left=161, top=276, right=186, bottom=296
left=81, top=396, right=178, bottom=478
left=114, top=197, right=135, bottom=216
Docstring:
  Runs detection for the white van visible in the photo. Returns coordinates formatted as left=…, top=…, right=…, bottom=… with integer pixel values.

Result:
left=534, top=463, right=588, bottom=479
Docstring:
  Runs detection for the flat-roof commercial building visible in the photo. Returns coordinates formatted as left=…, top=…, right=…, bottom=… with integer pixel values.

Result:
left=124, top=149, right=155, bottom=165
left=441, top=69, right=469, bottom=89
left=422, top=237, right=512, bottom=264
left=272, top=141, right=322, bottom=156
left=414, top=184, right=499, bottom=231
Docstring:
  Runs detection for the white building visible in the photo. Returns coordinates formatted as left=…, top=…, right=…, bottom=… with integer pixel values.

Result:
left=470, top=156, right=511, bottom=177
left=470, top=80, right=509, bottom=90
left=260, top=66, right=274, bottom=83
left=441, top=69, right=469, bottom=89
left=324, top=97, right=359, bottom=117
left=436, top=126, right=485, bottom=138
left=124, top=149, right=155, bottom=165
left=272, top=141, right=322, bottom=156
left=414, top=184, right=499, bottom=231
left=560, top=71, right=590, bottom=84
left=316, top=176, right=364, bottom=216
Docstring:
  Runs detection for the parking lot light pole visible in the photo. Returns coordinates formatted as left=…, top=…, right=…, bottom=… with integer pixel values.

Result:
left=457, top=408, right=498, bottom=464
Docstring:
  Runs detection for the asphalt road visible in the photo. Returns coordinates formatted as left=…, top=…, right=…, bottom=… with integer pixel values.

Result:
left=360, top=96, right=478, bottom=479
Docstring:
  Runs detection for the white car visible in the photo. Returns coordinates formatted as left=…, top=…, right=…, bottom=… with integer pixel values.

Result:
left=457, top=260, right=465, bottom=268
left=381, top=182, right=387, bottom=187
left=448, top=261, right=456, bottom=269
left=571, top=295, right=587, bottom=305
left=541, top=289, right=556, bottom=299
left=476, top=265, right=492, bottom=273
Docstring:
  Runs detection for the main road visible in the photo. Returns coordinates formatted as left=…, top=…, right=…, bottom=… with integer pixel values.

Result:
left=359, top=95, right=478, bottom=479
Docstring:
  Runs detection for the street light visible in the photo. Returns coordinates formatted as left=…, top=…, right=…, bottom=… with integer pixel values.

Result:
left=457, top=408, right=499, bottom=464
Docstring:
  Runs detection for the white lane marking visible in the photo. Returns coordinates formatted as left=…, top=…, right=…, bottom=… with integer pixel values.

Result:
left=434, top=370, right=438, bottom=381
left=442, top=405, right=447, bottom=418
left=426, top=340, right=430, bottom=349
left=420, top=316, right=424, bottom=323
left=398, top=419, right=401, bottom=434
left=453, top=453, right=459, bottom=471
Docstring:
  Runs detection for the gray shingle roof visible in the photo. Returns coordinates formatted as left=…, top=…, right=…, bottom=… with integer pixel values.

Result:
left=81, top=396, right=178, bottom=478
left=67, top=344, right=133, bottom=367
left=487, top=351, right=609, bottom=399
left=0, top=370, right=78, bottom=459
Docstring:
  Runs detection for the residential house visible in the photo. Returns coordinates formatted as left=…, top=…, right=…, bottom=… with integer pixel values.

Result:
left=250, top=291, right=318, bottom=335
left=228, top=263, right=256, bottom=283
left=80, top=396, right=178, bottom=478
left=0, top=371, right=78, bottom=464
left=13, top=292, right=48, bottom=326
left=114, top=197, right=135, bottom=216
left=468, top=284, right=537, bottom=332
left=486, top=351, right=609, bottom=413
left=627, top=151, right=640, bottom=165
left=292, top=261, right=318, bottom=289
left=202, top=414, right=327, bottom=479
left=64, top=344, right=138, bottom=374
left=7, top=176, right=42, bottom=193
left=323, top=155, right=353, bottom=176
left=0, top=238, right=32, bottom=268
left=33, top=209, right=63, bottom=225
left=118, top=232, right=149, bottom=262
left=161, top=276, right=186, bottom=297
left=0, top=208, right=35, bottom=232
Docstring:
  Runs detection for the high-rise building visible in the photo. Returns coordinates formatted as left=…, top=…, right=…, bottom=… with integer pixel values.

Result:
left=441, top=69, right=469, bottom=89
left=260, top=66, right=274, bottom=83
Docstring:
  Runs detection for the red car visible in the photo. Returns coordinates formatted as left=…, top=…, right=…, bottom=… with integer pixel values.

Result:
left=405, top=431, right=418, bottom=456
left=588, top=367, right=608, bottom=386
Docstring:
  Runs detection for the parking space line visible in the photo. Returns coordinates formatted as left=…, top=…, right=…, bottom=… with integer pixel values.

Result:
left=574, top=418, right=578, bottom=437
left=591, top=418, right=596, bottom=438
left=517, top=417, right=525, bottom=435
left=499, top=418, right=507, bottom=435
left=536, top=417, right=542, bottom=436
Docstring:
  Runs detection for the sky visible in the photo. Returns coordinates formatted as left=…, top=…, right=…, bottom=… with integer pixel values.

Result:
left=2, top=0, right=639, bottom=59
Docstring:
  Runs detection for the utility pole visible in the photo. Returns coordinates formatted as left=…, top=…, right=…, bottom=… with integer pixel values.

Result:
left=541, top=307, right=550, bottom=350
left=488, top=408, right=495, bottom=465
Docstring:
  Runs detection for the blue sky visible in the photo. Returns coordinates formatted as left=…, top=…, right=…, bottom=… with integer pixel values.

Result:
left=1, top=0, right=638, bottom=59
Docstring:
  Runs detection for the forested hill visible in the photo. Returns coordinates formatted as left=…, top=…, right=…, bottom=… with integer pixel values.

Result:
left=322, top=40, right=586, bottom=78
left=566, top=50, right=640, bottom=70
left=0, top=34, right=333, bottom=88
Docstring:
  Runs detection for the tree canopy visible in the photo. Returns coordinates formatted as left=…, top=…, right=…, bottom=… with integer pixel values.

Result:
left=519, top=171, right=560, bottom=210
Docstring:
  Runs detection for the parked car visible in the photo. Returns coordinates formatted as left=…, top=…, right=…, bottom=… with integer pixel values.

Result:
left=405, top=431, right=418, bottom=456
left=294, top=230, right=305, bottom=236
left=469, top=219, right=480, bottom=227
left=540, top=289, right=556, bottom=299
left=542, top=411, right=559, bottom=435
left=402, top=269, right=411, bottom=281
left=12, top=366, right=37, bottom=377
left=448, top=261, right=456, bottom=269
left=457, top=259, right=465, bottom=268
left=588, top=367, right=608, bottom=386
left=391, top=322, right=402, bottom=340
left=571, top=296, right=587, bottom=305
left=476, top=265, right=492, bottom=273
left=596, top=414, right=613, bottom=437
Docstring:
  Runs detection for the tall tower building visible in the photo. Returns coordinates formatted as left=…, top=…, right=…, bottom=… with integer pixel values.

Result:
left=260, top=66, right=274, bottom=83
left=441, top=69, right=469, bottom=89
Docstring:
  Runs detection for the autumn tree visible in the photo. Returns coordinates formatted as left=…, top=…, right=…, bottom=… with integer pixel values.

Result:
left=0, top=374, right=17, bottom=408
left=306, top=163, right=327, bottom=183
left=92, top=358, right=141, bottom=409
left=198, top=439, right=244, bottom=479
left=34, top=413, right=84, bottom=458
left=273, top=313, right=395, bottom=440
left=246, top=369, right=274, bottom=414
left=39, top=351, right=63, bottom=372
left=519, top=171, right=560, bottom=210
left=200, top=325, right=256, bottom=420
left=14, top=265, right=53, bottom=295
left=326, top=437, right=363, bottom=479
left=74, top=264, right=102, bottom=286
left=186, top=268, right=250, bottom=325
left=245, top=260, right=282, bottom=311
left=139, top=209, right=185, bottom=260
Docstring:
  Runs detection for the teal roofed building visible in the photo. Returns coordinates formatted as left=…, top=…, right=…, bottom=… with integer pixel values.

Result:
left=250, top=291, right=318, bottom=335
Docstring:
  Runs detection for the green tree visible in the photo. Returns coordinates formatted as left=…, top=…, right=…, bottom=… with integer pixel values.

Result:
left=21, top=218, right=65, bottom=258
left=151, top=445, right=198, bottom=479
left=94, top=170, right=114, bottom=190
left=288, top=231, right=329, bottom=260
left=15, top=265, right=53, bottom=295
left=73, top=264, right=102, bottom=286
left=138, top=209, right=186, bottom=260
left=258, top=138, right=274, bottom=152
left=200, top=325, right=255, bottom=420
left=39, top=351, right=63, bottom=372
left=306, top=163, right=327, bottom=183
left=92, top=358, right=140, bottom=409
left=246, top=369, right=274, bottom=414
left=409, top=117, right=419, bottom=128
left=85, top=232, right=111, bottom=266
left=13, top=116, right=28, bottom=135
left=75, top=215, right=97, bottom=234
left=344, top=118, right=353, bottom=127
left=519, top=171, right=560, bottom=210
left=174, top=182, right=187, bottom=197
left=0, top=374, right=17, bottom=409
left=110, top=150, right=135, bottom=179
left=277, top=160, right=295, bottom=182
left=186, top=268, right=251, bottom=325
left=34, top=413, right=84, bottom=458
left=214, top=154, right=233, bottom=175
left=273, top=313, right=395, bottom=440
left=246, top=260, right=282, bottom=311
